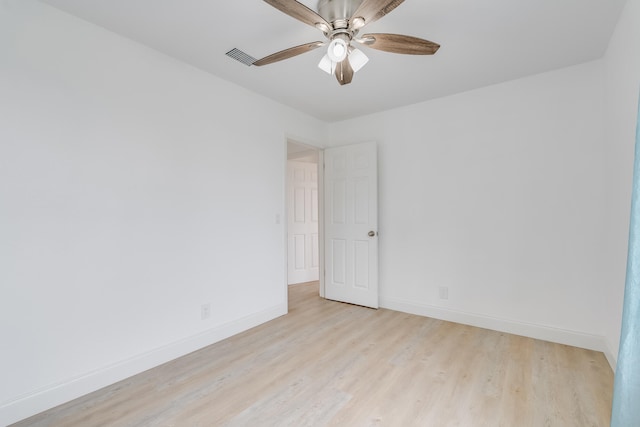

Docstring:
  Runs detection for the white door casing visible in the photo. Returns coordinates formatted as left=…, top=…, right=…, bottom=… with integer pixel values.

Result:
left=287, top=161, right=319, bottom=284
left=324, top=142, right=378, bottom=308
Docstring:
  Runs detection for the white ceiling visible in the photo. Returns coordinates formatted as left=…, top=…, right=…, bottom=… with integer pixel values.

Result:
left=40, top=0, right=626, bottom=122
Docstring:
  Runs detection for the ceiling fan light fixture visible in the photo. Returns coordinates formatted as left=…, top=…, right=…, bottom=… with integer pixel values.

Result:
left=348, top=48, right=369, bottom=73
left=256, top=0, right=441, bottom=86
left=327, top=38, right=349, bottom=63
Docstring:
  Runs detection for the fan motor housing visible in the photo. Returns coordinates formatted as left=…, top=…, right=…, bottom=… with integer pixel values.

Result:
left=317, top=0, right=365, bottom=23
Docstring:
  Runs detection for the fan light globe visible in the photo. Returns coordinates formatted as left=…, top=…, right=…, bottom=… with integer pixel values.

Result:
left=327, top=38, right=348, bottom=63
left=318, top=54, right=335, bottom=74
left=349, top=48, right=369, bottom=73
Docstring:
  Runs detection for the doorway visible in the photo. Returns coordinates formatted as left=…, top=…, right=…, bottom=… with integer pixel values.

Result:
left=284, top=139, right=378, bottom=307
left=286, top=140, right=321, bottom=288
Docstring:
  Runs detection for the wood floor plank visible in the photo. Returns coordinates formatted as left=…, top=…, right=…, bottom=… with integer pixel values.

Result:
left=13, top=282, right=614, bottom=426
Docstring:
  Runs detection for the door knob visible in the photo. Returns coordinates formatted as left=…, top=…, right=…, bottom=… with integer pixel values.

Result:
left=368, top=231, right=376, bottom=237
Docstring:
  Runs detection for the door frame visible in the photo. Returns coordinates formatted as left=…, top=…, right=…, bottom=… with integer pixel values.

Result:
left=284, top=137, right=325, bottom=310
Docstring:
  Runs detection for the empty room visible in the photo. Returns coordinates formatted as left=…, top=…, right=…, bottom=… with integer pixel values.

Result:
left=2, top=0, right=640, bottom=425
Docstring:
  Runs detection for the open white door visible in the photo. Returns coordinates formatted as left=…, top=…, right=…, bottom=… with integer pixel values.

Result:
left=324, top=142, right=378, bottom=308
left=287, top=161, right=319, bottom=284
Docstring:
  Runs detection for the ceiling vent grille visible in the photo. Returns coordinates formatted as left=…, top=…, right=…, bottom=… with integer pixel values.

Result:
left=225, top=48, right=257, bottom=66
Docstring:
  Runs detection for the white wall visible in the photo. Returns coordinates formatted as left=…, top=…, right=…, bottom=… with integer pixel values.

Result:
left=328, top=61, right=610, bottom=352
left=0, top=1, right=326, bottom=424
left=602, top=0, right=640, bottom=368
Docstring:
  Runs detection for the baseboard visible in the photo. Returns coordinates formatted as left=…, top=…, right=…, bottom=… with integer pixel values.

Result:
left=380, top=296, right=609, bottom=355
left=1, top=303, right=286, bottom=426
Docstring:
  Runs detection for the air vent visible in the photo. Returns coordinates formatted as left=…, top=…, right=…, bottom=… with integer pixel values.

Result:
left=225, top=48, right=257, bottom=66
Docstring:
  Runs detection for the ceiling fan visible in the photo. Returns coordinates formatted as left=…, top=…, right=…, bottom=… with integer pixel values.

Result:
left=253, top=0, right=440, bottom=85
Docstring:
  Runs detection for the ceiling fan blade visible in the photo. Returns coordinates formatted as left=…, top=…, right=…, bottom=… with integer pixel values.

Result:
left=352, top=0, right=405, bottom=27
left=263, top=0, right=331, bottom=32
left=253, top=41, right=324, bottom=66
left=359, top=33, right=440, bottom=55
left=335, top=58, right=354, bottom=85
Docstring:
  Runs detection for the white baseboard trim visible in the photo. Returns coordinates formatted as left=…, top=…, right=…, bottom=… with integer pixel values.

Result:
left=1, top=303, right=286, bottom=426
left=380, top=296, right=609, bottom=355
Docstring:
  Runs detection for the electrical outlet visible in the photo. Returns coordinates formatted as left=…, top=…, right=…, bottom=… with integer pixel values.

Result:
left=438, top=286, right=449, bottom=300
left=201, top=303, right=211, bottom=320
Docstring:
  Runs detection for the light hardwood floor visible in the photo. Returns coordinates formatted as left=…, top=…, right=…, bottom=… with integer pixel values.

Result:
left=14, top=282, right=613, bottom=426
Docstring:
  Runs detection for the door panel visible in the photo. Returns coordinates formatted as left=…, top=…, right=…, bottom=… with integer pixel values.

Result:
left=287, top=161, right=319, bottom=284
left=324, top=142, right=378, bottom=308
